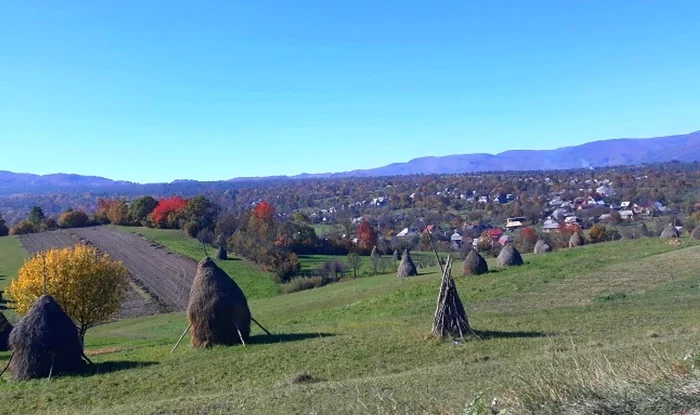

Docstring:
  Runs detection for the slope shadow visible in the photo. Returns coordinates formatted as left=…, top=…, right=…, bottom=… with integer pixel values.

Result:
left=472, top=329, right=548, bottom=339
left=248, top=332, right=335, bottom=345
left=83, top=360, right=158, bottom=376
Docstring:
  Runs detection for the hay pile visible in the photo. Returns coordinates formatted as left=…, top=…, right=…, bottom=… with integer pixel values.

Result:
left=569, top=233, right=585, bottom=248
left=0, top=312, right=11, bottom=352
left=534, top=239, right=552, bottom=254
left=660, top=225, right=680, bottom=239
left=397, top=249, right=418, bottom=277
left=215, top=245, right=227, bottom=260
left=463, top=250, right=488, bottom=275
left=187, top=257, right=251, bottom=348
left=691, top=226, right=700, bottom=241
left=497, top=244, right=524, bottom=267
left=8, top=295, right=86, bottom=380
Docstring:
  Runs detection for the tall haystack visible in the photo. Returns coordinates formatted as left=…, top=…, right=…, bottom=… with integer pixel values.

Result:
left=660, top=225, right=680, bottom=239
left=534, top=239, right=552, bottom=255
left=432, top=256, right=474, bottom=338
left=8, top=295, right=86, bottom=380
left=188, top=257, right=251, bottom=348
left=397, top=249, right=418, bottom=277
left=691, top=226, right=700, bottom=241
left=215, top=245, right=228, bottom=260
left=371, top=246, right=379, bottom=259
left=569, top=232, right=585, bottom=248
left=497, top=244, right=524, bottom=267
left=0, top=312, right=11, bottom=352
left=463, top=250, right=488, bottom=275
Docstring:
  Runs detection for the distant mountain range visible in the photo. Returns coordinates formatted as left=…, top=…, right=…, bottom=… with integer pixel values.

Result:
left=299, top=130, right=700, bottom=177
left=1, top=130, right=699, bottom=194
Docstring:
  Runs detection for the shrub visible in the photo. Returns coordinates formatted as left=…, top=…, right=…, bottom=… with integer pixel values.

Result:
left=58, top=210, right=89, bottom=228
left=9, top=220, right=37, bottom=235
left=183, top=221, right=199, bottom=238
left=282, top=276, right=327, bottom=294
left=589, top=224, right=607, bottom=243
left=318, top=260, right=347, bottom=280
left=272, top=253, right=302, bottom=283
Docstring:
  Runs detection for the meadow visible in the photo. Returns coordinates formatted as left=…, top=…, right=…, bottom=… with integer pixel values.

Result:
left=0, top=232, right=699, bottom=414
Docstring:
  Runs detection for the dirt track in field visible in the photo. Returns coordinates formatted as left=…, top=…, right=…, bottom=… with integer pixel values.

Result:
left=19, top=227, right=197, bottom=318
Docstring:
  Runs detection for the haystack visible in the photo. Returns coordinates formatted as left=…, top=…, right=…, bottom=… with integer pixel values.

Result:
left=497, top=244, right=523, bottom=267
left=215, top=245, right=227, bottom=260
left=534, top=239, right=552, bottom=254
left=569, top=233, right=585, bottom=248
left=371, top=246, right=379, bottom=259
left=691, top=226, right=700, bottom=241
left=0, top=312, right=11, bottom=352
left=392, top=249, right=400, bottom=262
left=397, top=249, right=418, bottom=277
left=463, top=250, right=488, bottom=275
left=187, top=257, right=251, bottom=348
left=8, top=295, right=86, bottom=380
left=660, top=225, right=680, bottom=239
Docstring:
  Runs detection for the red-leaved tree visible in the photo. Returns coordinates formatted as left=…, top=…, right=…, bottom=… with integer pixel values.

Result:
left=151, top=196, right=188, bottom=228
left=356, top=221, right=377, bottom=252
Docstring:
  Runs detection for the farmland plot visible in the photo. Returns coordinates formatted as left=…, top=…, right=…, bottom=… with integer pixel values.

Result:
left=18, top=227, right=197, bottom=318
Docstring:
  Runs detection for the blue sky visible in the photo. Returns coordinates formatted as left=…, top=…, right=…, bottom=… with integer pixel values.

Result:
left=1, top=1, right=699, bottom=183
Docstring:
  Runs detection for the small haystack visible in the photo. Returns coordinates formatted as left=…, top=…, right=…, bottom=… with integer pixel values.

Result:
left=0, top=312, right=11, bottom=352
left=371, top=246, right=379, bottom=259
left=8, top=295, right=86, bottom=380
left=534, top=239, right=552, bottom=255
left=660, top=225, right=680, bottom=239
left=463, top=250, right=488, bottom=275
left=397, top=249, right=418, bottom=277
left=392, top=249, right=400, bottom=262
left=691, top=226, right=700, bottom=241
left=215, top=245, right=228, bottom=260
left=497, top=244, right=524, bottom=267
left=432, top=256, right=474, bottom=338
left=188, top=257, right=251, bottom=348
left=569, top=233, right=585, bottom=248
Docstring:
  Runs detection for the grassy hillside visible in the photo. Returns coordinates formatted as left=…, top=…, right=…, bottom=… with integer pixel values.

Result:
left=0, top=236, right=27, bottom=291
left=1, top=237, right=699, bottom=414
left=111, top=226, right=281, bottom=299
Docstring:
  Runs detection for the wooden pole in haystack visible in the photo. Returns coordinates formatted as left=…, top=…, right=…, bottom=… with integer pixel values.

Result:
left=420, top=218, right=443, bottom=273
left=431, top=256, right=478, bottom=339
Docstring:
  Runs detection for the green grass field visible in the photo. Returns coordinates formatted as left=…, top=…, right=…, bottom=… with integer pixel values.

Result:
left=0, top=236, right=27, bottom=291
left=1, top=233, right=700, bottom=414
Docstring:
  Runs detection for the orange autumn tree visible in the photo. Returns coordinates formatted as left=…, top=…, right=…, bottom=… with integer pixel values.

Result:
left=356, top=220, right=377, bottom=252
left=7, top=245, right=129, bottom=340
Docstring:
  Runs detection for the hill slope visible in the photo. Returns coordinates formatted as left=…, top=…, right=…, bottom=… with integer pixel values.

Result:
left=1, top=236, right=699, bottom=414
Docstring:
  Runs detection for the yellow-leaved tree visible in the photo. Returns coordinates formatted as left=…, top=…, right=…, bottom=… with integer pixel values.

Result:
left=7, top=245, right=128, bottom=340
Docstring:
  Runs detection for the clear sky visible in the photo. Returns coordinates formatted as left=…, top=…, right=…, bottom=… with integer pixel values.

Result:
left=1, top=1, right=699, bottom=183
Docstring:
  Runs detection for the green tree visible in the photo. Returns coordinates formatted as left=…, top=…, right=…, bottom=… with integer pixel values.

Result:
left=28, top=206, right=45, bottom=225
left=0, top=213, right=8, bottom=236
left=185, top=195, right=220, bottom=230
left=128, top=196, right=158, bottom=223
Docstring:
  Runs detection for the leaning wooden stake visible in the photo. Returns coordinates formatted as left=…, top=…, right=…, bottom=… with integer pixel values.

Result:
left=251, top=317, right=271, bottom=335
left=233, top=321, right=246, bottom=347
left=0, top=351, right=13, bottom=378
left=171, top=324, right=192, bottom=354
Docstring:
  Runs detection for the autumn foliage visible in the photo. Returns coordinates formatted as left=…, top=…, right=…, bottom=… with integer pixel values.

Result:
left=356, top=221, right=377, bottom=251
left=152, top=196, right=188, bottom=228
left=7, top=245, right=129, bottom=339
